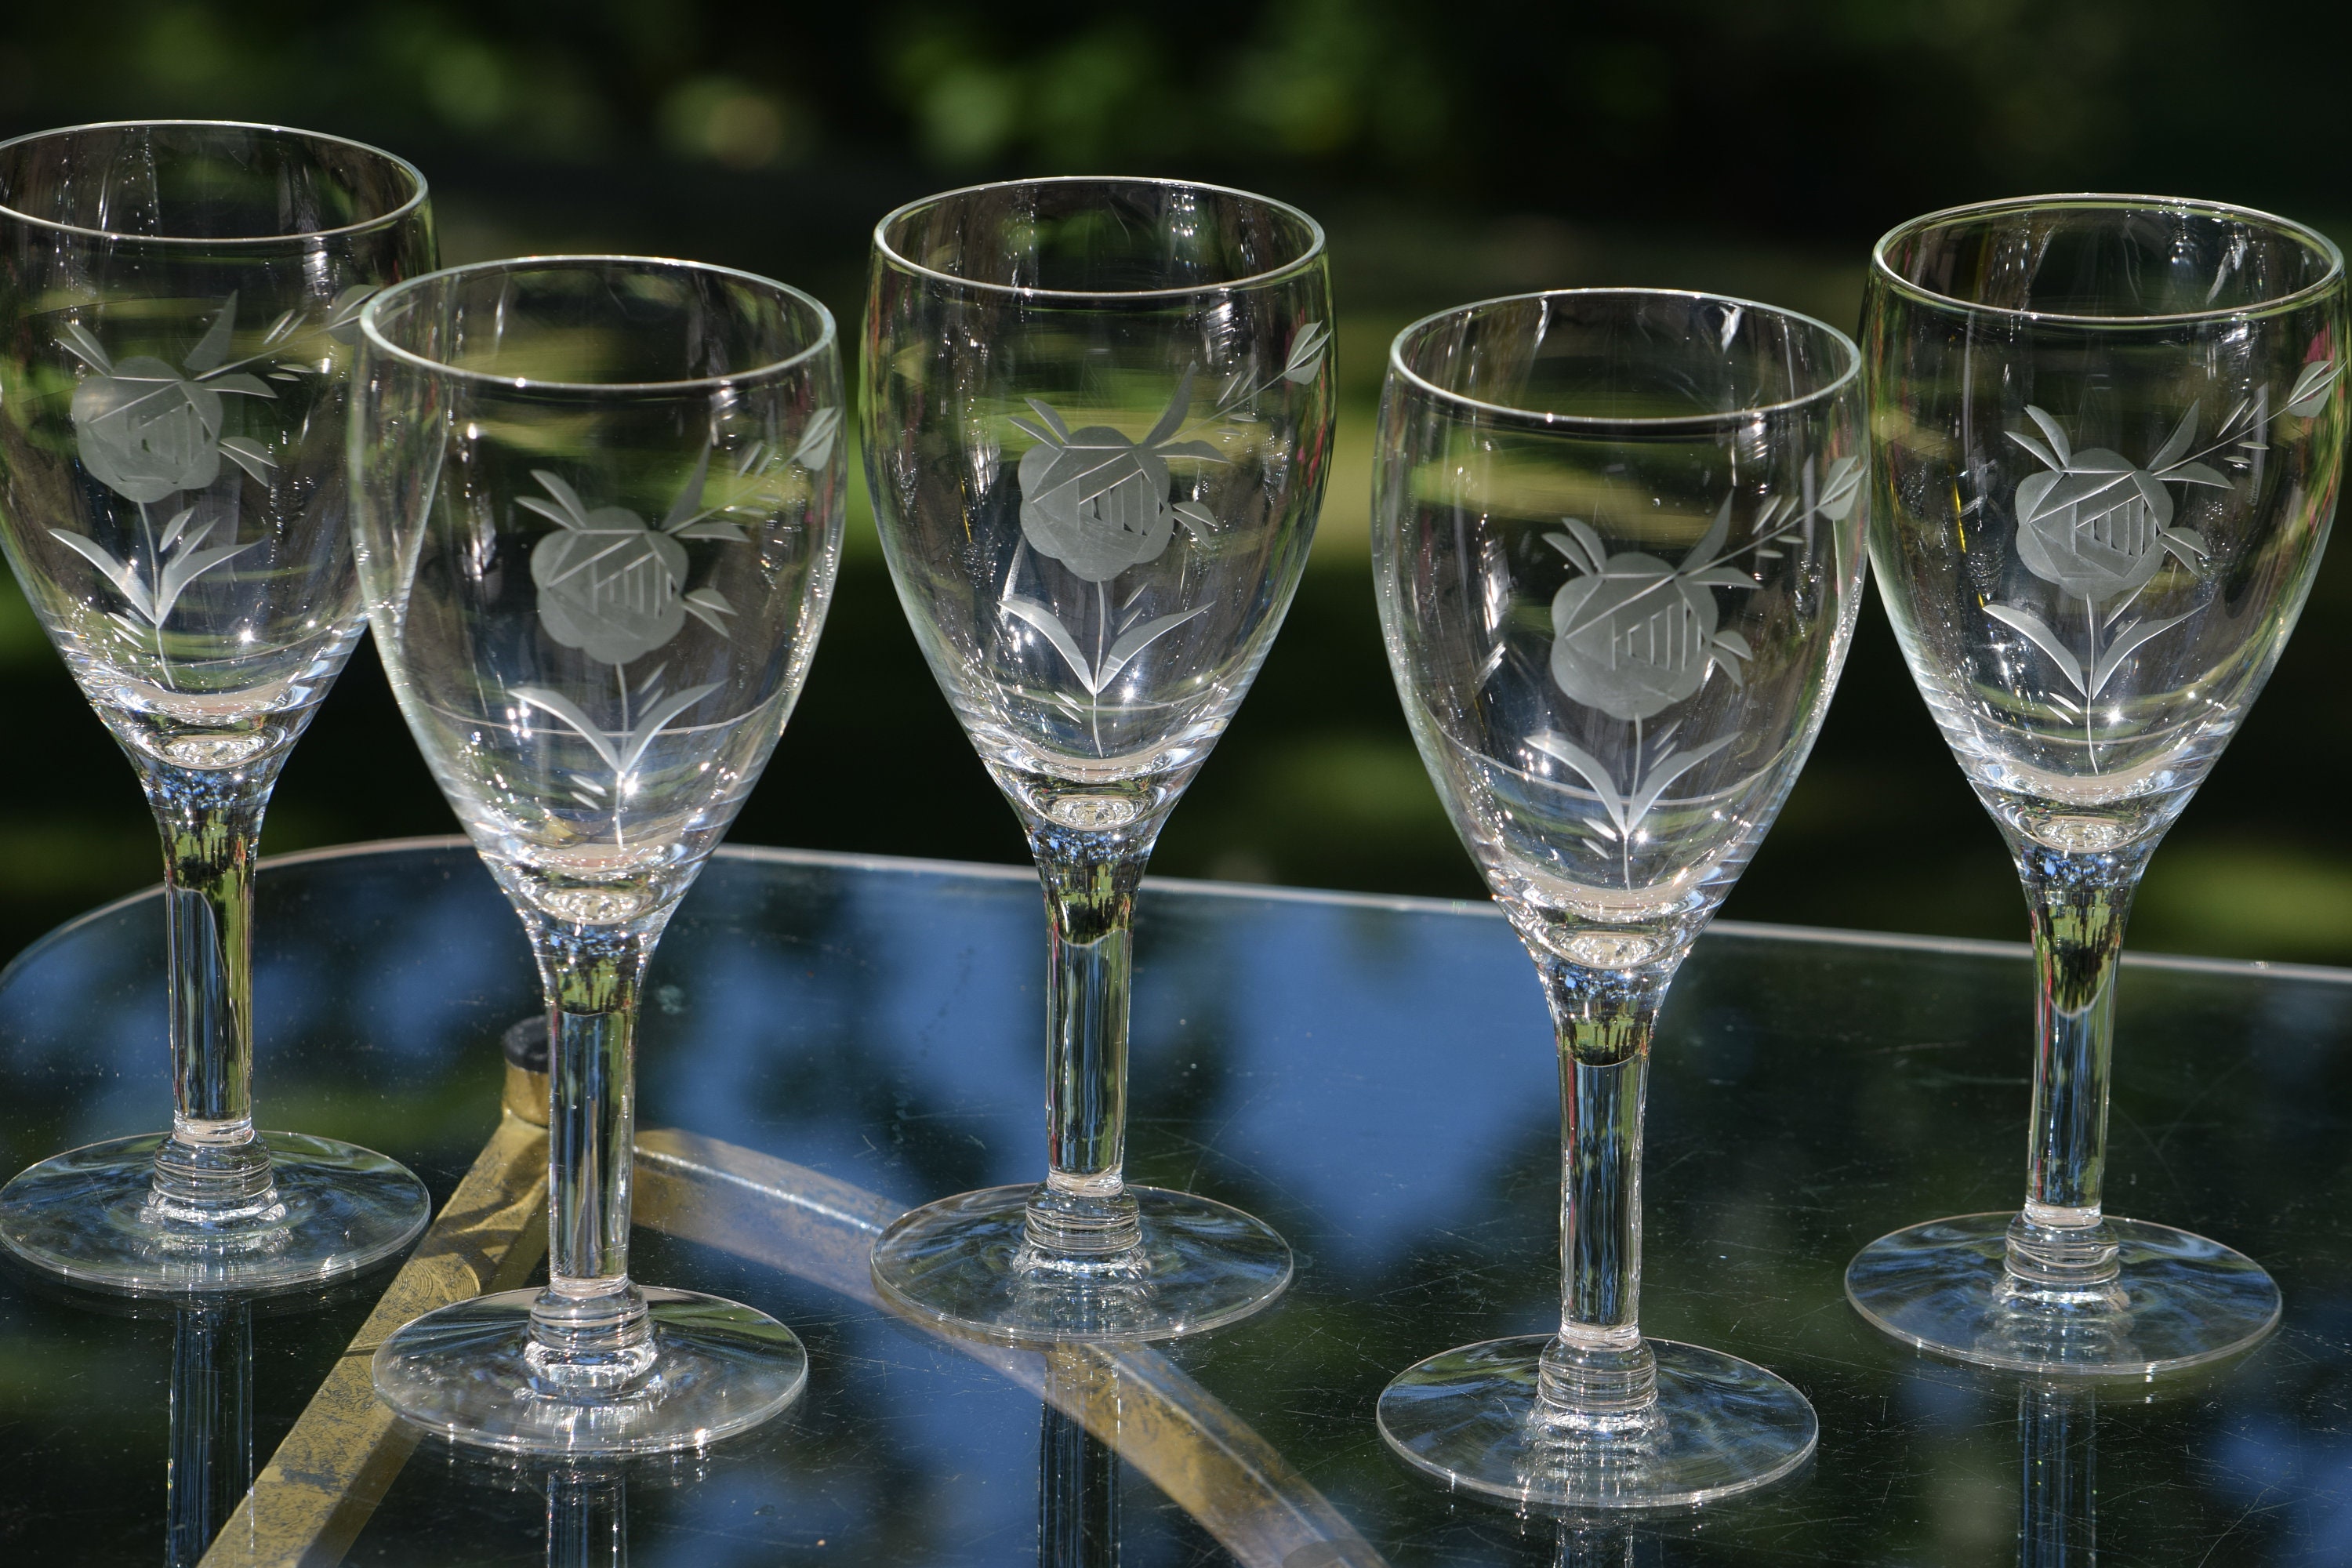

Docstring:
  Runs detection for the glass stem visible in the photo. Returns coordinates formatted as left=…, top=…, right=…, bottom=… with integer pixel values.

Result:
left=135, top=755, right=283, bottom=1218
left=2005, top=843, right=2151, bottom=1294
left=524, top=916, right=660, bottom=1389
left=1533, top=950, right=1675, bottom=1426
left=1024, top=829, right=1150, bottom=1257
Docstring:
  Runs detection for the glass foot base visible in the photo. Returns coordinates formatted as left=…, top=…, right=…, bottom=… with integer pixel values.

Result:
left=1846, top=1212, right=2281, bottom=1375
left=372, top=1287, right=808, bottom=1455
left=869, top=1183, right=1292, bottom=1345
left=1377, top=1335, right=1817, bottom=1509
left=0, top=1131, right=430, bottom=1295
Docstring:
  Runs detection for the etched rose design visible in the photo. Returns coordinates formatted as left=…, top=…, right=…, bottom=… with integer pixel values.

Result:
left=56, top=298, right=275, bottom=506
left=2010, top=405, right=2219, bottom=600
left=1544, top=511, right=1755, bottom=722
left=524, top=473, right=694, bottom=666
left=1012, top=367, right=1222, bottom=583
left=1523, top=470, right=1851, bottom=854
left=73, top=361, right=230, bottom=503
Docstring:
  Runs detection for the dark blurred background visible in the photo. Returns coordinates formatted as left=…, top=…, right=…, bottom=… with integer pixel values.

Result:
left=3, top=0, right=2350, bottom=966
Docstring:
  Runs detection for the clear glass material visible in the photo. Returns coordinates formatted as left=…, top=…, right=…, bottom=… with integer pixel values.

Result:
left=0, top=121, right=437, bottom=1292
left=1371, top=290, right=1867, bottom=1507
left=1846, top=195, right=2347, bottom=1374
left=862, top=177, right=1334, bottom=1342
left=350, top=256, right=847, bottom=1451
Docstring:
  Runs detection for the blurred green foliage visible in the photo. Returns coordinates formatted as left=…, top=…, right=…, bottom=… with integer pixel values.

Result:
left=4, top=0, right=2352, bottom=970
left=5, top=0, right=2347, bottom=229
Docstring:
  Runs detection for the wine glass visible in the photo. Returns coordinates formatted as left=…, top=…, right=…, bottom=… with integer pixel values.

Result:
left=1371, top=289, right=1867, bottom=1507
left=0, top=121, right=436, bottom=1293
left=1846, top=195, right=2346, bottom=1374
left=351, top=256, right=846, bottom=1452
left=862, top=177, right=1334, bottom=1342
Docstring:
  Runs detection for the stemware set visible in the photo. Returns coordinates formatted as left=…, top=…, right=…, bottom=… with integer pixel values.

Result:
left=0, top=122, right=2341, bottom=1500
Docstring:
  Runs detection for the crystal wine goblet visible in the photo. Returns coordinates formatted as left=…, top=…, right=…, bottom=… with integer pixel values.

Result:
left=1373, top=289, right=1867, bottom=1507
left=0, top=121, right=436, bottom=1293
left=1846, top=196, right=2346, bottom=1374
left=863, top=177, right=1334, bottom=1342
left=352, top=256, right=845, bottom=1452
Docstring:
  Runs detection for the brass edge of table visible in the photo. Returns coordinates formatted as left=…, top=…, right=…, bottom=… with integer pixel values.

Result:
left=199, top=1096, right=1381, bottom=1568
left=198, top=1107, right=551, bottom=1568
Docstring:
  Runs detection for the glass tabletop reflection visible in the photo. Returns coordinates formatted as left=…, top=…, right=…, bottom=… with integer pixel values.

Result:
left=0, top=837, right=2346, bottom=1566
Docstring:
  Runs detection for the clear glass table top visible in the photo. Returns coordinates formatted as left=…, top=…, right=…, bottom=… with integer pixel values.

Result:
left=0, top=838, right=2345, bottom=1566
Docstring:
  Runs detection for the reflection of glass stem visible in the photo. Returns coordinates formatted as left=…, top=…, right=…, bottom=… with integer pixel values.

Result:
left=546, top=1465, right=628, bottom=1568
left=166, top=1303, right=253, bottom=1568
left=2019, top=1382, right=2096, bottom=1568
left=1553, top=1516, right=1636, bottom=1568
left=1038, top=1396, right=1120, bottom=1568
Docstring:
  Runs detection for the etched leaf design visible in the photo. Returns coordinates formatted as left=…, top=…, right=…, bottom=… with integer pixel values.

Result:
left=325, top=284, right=380, bottom=346
left=182, top=293, right=238, bottom=375
left=2008, top=430, right=2064, bottom=473
left=2148, top=402, right=2201, bottom=471
left=1817, top=456, right=1864, bottom=521
left=660, top=446, right=713, bottom=533
left=1171, top=500, right=1218, bottom=542
left=618, top=682, right=722, bottom=773
left=1097, top=606, right=1207, bottom=689
left=2025, top=405, right=2073, bottom=466
left=56, top=321, right=112, bottom=374
left=513, top=686, right=622, bottom=772
left=789, top=407, right=840, bottom=470
left=530, top=471, right=596, bottom=529
left=2287, top=358, right=2340, bottom=418
left=49, top=529, right=155, bottom=622
left=1003, top=593, right=1101, bottom=694
left=681, top=586, right=736, bottom=634
left=1624, top=735, right=1737, bottom=829
left=1529, top=729, right=1631, bottom=840
left=1985, top=603, right=2087, bottom=696
left=2087, top=613, right=2191, bottom=698
left=218, top=437, right=276, bottom=484
left=517, top=496, right=586, bottom=530
left=1681, top=495, right=1733, bottom=571
left=1281, top=321, right=1330, bottom=384
left=152, top=536, right=256, bottom=625
left=156, top=506, right=198, bottom=553
left=1142, top=368, right=1197, bottom=448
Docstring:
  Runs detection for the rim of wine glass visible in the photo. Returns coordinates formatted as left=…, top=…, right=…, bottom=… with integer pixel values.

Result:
left=1386, top=288, right=1860, bottom=434
left=872, top=174, right=1327, bottom=302
left=1871, top=192, right=2347, bottom=326
left=358, top=254, right=838, bottom=395
left=0, top=118, right=429, bottom=246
